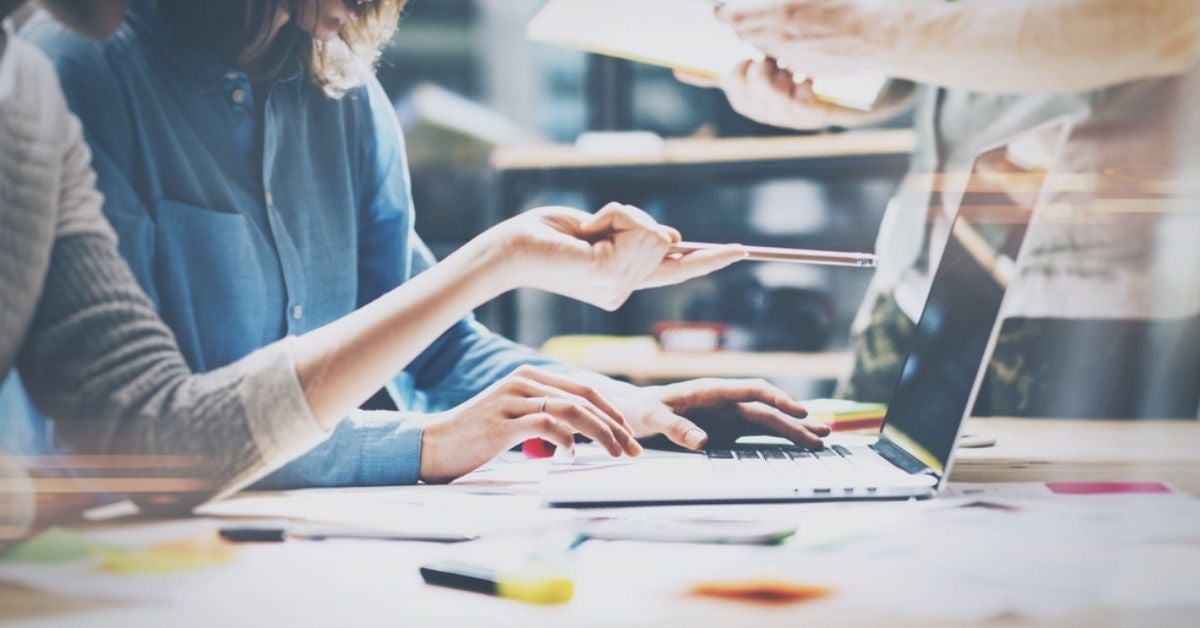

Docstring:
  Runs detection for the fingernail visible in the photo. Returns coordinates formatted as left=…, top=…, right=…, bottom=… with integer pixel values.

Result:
left=684, top=428, right=706, bottom=448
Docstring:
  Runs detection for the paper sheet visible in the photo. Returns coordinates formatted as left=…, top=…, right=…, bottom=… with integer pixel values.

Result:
left=528, top=0, right=759, bottom=78
left=197, top=485, right=575, bottom=541
left=527, top=0, right=891, bottom=110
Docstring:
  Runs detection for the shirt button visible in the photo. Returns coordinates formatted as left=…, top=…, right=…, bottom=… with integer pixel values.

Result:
left=292, top=305, right=303, bottom=320
left=231, top=88, right=247, bottom=105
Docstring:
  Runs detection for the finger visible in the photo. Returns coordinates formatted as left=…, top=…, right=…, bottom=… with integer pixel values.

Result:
left=545, top=398, right=623, bottom=457
left=745, top=58, right=777, bottom=94
left=512, top=414, right=575, bottom=453
left=733, top=401, right=829, bottom=448
left=768, top=61, right=798, bottom=95
left=790, top=78, right=819, bottom=105
left=512, top=367, right=628, bottom=430
left=505, top=378, right=638, bottom=456
left=514, top=368, right=641, bottom=455
left=642, top=406, right=709, bottom=451
left=719, top=58, right=756, bottom=92
left=580, top=203, right=673, bottom=244
left=642, top=244, right=747, bottom=288
left=677, top=378, right=810, bottom=418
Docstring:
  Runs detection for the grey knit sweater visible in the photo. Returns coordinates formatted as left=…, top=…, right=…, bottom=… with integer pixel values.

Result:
left=0, top=27, right=329, bottom=509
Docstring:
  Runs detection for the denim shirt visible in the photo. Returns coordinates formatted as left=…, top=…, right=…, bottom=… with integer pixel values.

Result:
left=23, top=4, right=554, bottom=487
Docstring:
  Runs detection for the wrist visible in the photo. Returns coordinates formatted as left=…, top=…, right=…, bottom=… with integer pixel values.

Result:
left=418, top=416, right=452, bottom=484
left=456, top=229, right=523, bottom=299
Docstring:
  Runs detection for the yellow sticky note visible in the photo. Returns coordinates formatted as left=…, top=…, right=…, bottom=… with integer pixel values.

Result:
left=97, top=533, right=234, bottom=575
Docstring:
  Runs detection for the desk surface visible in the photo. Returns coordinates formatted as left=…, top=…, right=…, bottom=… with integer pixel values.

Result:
left=953, top=417, right=1200, bottom=495
left=3, top=418, right=1198, bottom=627
left=491, top=129, right=917, bottom=171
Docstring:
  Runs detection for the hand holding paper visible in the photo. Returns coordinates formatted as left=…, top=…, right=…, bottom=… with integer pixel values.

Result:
left=529, top=0, right=890, bottom=111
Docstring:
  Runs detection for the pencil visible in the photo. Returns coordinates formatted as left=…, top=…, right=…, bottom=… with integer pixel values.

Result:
left=670, top=242, right=878, bottom=268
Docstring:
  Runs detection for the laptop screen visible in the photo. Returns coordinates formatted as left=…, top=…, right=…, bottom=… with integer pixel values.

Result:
left=878, top=123, right=1067, bottom=476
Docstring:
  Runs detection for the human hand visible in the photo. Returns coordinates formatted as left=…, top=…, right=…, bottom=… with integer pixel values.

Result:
left=491, top=203, right=746, bottom=311
left=716, top=0, right=890, bottom=79
left=715, top=59, right=845, bottom=130
left=418, top=365, right=643, bottom=483
left=678, top=59, right=911, bottom=130
left=619, top=378, right=831, bottom=450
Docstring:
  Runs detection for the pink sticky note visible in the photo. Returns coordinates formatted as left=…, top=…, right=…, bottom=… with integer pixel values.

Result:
left=1045, top=482, right=1172, bottom=495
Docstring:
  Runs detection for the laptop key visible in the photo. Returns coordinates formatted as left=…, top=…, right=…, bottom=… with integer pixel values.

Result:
left=706, top=449, right=735, bottom=459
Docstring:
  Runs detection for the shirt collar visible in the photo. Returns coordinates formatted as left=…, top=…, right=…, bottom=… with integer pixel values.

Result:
left=129, top=0, right=305, bottom=93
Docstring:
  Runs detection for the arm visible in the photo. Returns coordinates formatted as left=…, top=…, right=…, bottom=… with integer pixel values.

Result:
left=400, top=236, right=561, bottom=409
left=721, top=0, right=1200, bottom=94
left=22, top=113, right=741, bottom=502
left=18, top=102, right=328, bottom=509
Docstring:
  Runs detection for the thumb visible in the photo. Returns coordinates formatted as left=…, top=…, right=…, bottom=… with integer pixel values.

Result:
left=646, top=406, right=709, bottom=451
left=579, top=203, right=667, bottom=239
left=643, top=244, right=748, bottom=288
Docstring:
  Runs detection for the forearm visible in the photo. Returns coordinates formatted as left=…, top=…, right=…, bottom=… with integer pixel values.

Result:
left=874, top=0, right=1200, bottom=93
left=19, top=233, right=327, bottom=507
left=292, top=233, right=516, bottom=427
left=252, top=410, right=425, bottom=489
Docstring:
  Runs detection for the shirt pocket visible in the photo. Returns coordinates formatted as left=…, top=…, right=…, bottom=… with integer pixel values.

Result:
left=152, top=199, right=285, bottom=371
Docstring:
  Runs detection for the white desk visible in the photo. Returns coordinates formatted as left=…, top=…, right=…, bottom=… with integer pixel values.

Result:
left=2, top=418, right=1198, bottom=627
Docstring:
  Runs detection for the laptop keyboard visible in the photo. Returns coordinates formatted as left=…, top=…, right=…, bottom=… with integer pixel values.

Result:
left=704, top=444, right=899, bottom=484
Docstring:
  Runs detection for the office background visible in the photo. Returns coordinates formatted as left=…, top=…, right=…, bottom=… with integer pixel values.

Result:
left=378, top=0, right=912, bottom=398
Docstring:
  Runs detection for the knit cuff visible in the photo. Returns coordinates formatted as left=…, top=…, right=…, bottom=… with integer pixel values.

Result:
left=212, top=337, right=329, bottom=501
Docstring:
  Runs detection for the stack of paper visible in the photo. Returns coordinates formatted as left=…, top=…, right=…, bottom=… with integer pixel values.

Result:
left=803, top=398, right=887, bottom=432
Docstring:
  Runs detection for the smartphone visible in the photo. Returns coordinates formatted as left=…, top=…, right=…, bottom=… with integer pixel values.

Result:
left=577, top=517, right=797, bottom=545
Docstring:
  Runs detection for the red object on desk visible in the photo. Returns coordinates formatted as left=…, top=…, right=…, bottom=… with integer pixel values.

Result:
left=521, top=438, right=556, bottom=459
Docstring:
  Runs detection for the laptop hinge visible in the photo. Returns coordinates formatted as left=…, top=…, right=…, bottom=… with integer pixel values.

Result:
left=871, top=438, right=938, bottom=478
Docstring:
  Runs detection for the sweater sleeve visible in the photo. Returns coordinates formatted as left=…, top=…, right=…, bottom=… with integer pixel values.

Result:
left=18, top=231, right=330, bottom=511
left=15, top=83, right=329, bottom=511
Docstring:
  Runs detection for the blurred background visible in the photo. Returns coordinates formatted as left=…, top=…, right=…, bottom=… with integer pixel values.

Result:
left=381, top=0, right=912, bottom=399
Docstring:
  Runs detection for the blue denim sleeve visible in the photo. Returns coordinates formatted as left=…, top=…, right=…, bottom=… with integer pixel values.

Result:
left=251, top=411, right=423, bottom=489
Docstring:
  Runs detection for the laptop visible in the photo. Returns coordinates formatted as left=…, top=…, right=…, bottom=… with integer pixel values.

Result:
left=541, top=120, right=1072, bottom=506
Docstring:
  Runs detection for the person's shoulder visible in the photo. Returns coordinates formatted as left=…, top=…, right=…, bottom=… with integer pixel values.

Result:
left=311, top=72, right=399, bottom=141
left=20, top=9, right=140, bottom=78
left=318, top=71, right=387, bottom=115
left=1, top=37, right=70, bottom=118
